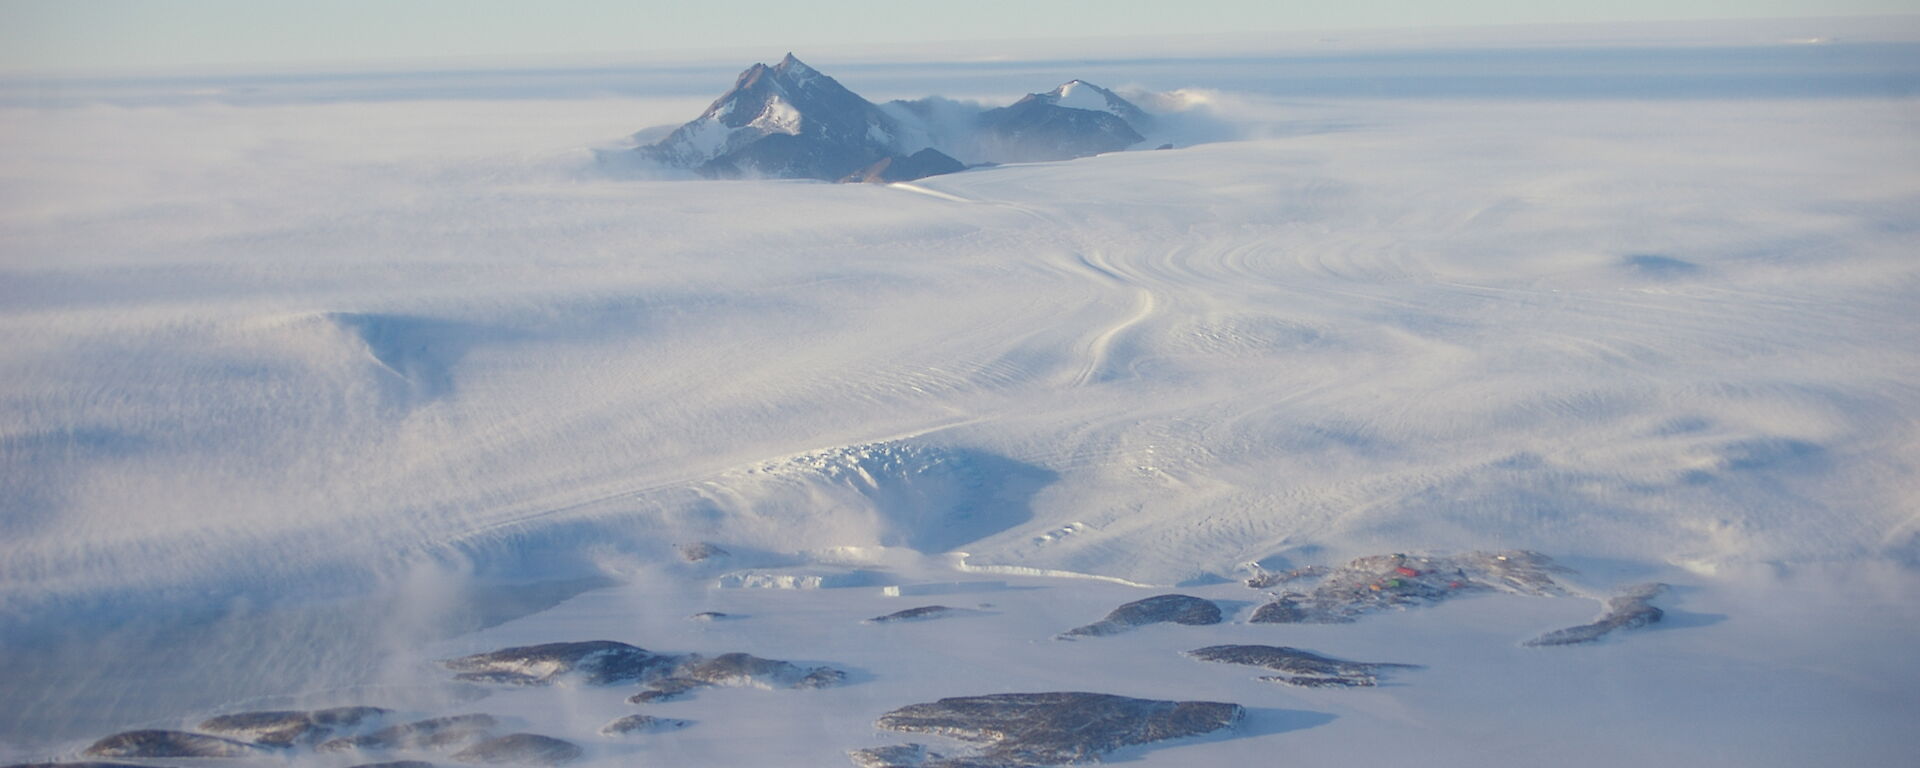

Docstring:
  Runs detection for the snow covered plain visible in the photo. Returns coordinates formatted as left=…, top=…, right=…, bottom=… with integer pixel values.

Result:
left=4, top=22, right=1920, bottom=766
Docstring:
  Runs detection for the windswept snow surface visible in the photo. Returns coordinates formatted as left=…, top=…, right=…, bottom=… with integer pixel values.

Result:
left=3, top=30, right=1920, bottom=766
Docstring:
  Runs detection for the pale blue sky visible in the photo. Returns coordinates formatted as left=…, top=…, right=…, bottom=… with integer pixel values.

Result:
left=2, top=0, right=1912, bottom=73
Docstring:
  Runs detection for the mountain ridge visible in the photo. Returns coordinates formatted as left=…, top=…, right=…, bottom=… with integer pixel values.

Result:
left=638, top=54, right=1152, bottom=182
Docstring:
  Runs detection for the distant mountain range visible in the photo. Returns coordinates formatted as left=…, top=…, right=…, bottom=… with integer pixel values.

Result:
left=639, top=54, right=1153, bottom=183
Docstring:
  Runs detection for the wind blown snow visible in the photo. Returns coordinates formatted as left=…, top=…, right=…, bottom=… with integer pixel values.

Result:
left=1, top=33, right=1917, bottom=767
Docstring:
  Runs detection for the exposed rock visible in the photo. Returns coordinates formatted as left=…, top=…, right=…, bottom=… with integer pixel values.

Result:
left=346, top=762, right=436, bottom=768
left=1060, top=594, right=1221, bottom=638
left=688, top=611, right=733, bottom=621
left=198, top=706, right=387, bottom=746
left=866, top=605, right=963, bottom=624
left=82, top=731, right=262, bottom=759
left=450, top=734, right=581, bottom=766
left=674, top=652, right=846, bottom=689
left=642, top=54, right=902, bottom=181
left=600, top=714, right=694, bottom=736
left=1250, top=551, right=1567, bottom=624
left=976, top=84, right=1145, bottom=164
left=848, top=743, right=951, bottom=768
left=317, top=715, right=496, bottom=753
left=677, top=542, right=730, bottom=562
left=841, top=148, right=966, bottom=183
left=627, top=677, right=712, bottom=704
left=1248, top=594, right=1308, bottom=623
left=639, top=57, right=1153, bottom=181
left=1526, top=583, right=1667, bottom=646
left=443, top=640, right=676, bottom=686
left=1187, top=644, right=1419, bottom=688
left=866, top=692, right=1242, bottom=767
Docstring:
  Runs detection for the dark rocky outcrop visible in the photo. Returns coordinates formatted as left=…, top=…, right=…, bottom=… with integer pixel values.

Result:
left=976, top=86, right=1145, bottom=164
left=628, top=677, right=712, bottom=704
left=866, top=605, right=963, bottom=624
left=1526, top=583, right=1666, bottom=646
left=861, top=692, right=1242, bottom=767
left=450, top=734, right=581, bottom=766
left=688, top=611, right=733, bottom=621
left=198, top=706, right=387, bottom=746
left=674, top=652, right=845, bottom=689
left=317, top=715, right=496, bottom=753
left=677, top=541, right=730, bottom=562
left=1060, top=594, right=1222, bottom=638
left=1187, top=644, right=1420, bottom=688
left=7, top=762, right=162, bottom=768
left=82, top=731, right=261, bottom=759
left=1249, top=551, right=1566, bottom=624
left=346, top=762, right=436, bottom=768
left=600, top=714, right=694, bottom=736
left=442, top=641, right=676, bottom=686
left=841, top=149, right=966, bottom=184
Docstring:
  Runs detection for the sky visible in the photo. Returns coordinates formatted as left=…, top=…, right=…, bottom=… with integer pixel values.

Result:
left=1, top=0, right=1915, bottom=74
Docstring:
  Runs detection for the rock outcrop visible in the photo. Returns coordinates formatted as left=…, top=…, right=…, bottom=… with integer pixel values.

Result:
left=82, top=731, right=262, bottom=759
left=198, top=706, right=387, bottom=746
left=1061, top=594, right=1222, bottom=638
left=1249, top=551, right=1566, bottom=624
left=450, top=734, right=581, bottom=766
left=1187, top=644, right=1419, bottom=688
left=1526, top=583, right=1666, bottom=646
left=316, top=715, right=496, bottom=753
left=857, top=692, right=1242, bottom=767
left=442, top=641, right=676, bottom=686
left=674, top=652, right=846, bottom=689
left=841, top=149, right=966, bottom=184
left=865, top=605, right=964, bottom=624
left=600, top=715, right=693, bottom=736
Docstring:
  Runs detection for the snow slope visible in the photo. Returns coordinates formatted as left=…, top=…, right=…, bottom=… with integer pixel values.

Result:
left=2, top=30, right=1918, bottom=765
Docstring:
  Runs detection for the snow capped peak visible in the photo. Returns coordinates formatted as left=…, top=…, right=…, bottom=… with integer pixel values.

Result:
left=776, top=53, right=821, bottom=85
left=1050, top=80, right=1111, bottom=113
left=1035, top=79, right=1151, bottom=129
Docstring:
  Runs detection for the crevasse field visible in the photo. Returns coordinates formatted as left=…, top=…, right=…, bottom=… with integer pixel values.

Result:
left=3, top=20, right=1919, bottom=767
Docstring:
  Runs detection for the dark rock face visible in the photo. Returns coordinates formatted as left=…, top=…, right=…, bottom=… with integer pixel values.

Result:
left=317, top=715, right=496, bottom=753
left=198, top=706, right=387, bottom=746
left=688, top=611, right=732, bottom=621
left=675, top=652, right=846, bottom=689
left=639, top=56, right=1152, bottom=182
left=450, top=734, right=581, bottom=766
left=442, top=640, right=675, bottom=686
left=600, top=714, right=694, bottom=736
left=643, top=54, right=902, bottom=181
left=346, top=762, right=437, bottom=768
left=1526, top=583, right=1666, bottom=646
left=841, top=149, right=967, bottom=183
left=975, top=94, right=1144, bottom=164
left=82, top=731, right=261, bottom=759
left=866, top=692, right=1242, bottom=767
left=1061, top=594, right=1222, bottom=638
left=1249, top=551, right=1566, bottom=624
left=628, top=677, right=712, bottom=704
left=677, top=541, right=730, bottom=562
left=866, top=605, right=961, bottom=623
left=1187, top=644, right=1419, bottom=688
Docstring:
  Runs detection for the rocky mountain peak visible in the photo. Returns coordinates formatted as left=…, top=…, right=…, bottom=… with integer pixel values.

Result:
left=638, top=56, right=1155, bottom=181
